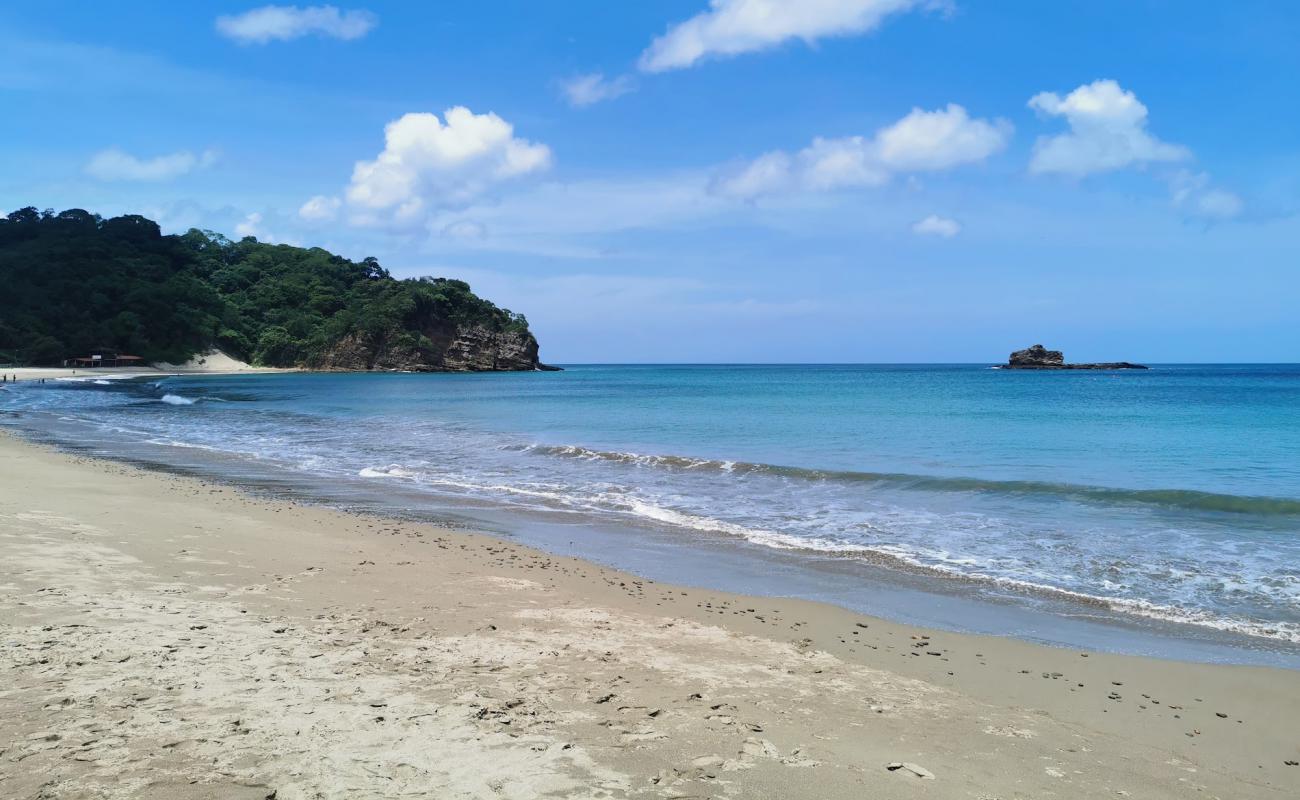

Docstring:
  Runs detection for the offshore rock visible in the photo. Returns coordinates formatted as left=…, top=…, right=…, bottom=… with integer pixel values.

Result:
left=1009, top=344, right=1064, bottom=367
left=1000, top=344, right=1146, bottom=370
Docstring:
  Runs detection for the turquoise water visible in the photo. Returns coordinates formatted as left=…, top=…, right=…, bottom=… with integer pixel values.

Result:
left=4, top=364, right=1299, bottom=649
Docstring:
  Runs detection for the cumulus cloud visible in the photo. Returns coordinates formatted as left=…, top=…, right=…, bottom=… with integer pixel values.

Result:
left=298, top=194, right=341, bottom=221
left=640, top=0, right=927, bottom=72
left=216, top=5, right=377, bottom=45
left=1028, top=79, right=1190, bottom=176
left=560, top=72, right=635, bottom=107
left=798, top=136, right=892, bottom=190
left=712, top=103, right=1010, bottom=199
left=911, top=214, right=961, bottom=237
left=875, top=104, right=1012, bottom=171
left=343, top=107, right=551, bottom=222
left=1029, top=81, right=1243, bottom=220
left=85, top=147, right=217, bottom=181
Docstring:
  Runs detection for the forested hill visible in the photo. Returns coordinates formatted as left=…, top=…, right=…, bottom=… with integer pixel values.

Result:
left=0, top=207, right=551, bottom=371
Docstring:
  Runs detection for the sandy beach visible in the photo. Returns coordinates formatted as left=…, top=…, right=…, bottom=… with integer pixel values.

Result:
left=1, top=432, right=1297, bottom=799
left=0, top=351, right=287, bottom=384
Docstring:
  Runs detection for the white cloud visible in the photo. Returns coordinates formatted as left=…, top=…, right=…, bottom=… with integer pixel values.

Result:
left=710, top=151, right=797, bottom=198
left=712, top=103, right=1010, bottom=199
left=1170, top=170, right=1244, bottom=220
left=799, top=136, right=892, bottom=190
left=298, top=194, right=341, bottom=221
left=216, top=5, right=377, bottom=45
left=234, top=212, right=264, bottom=238
left=1029, top=81, right=1243, bottom=220
left=1028, top=79, right=1190, bottom=176
left=640, top=0, right=927, bottom=72
left=911, top=214, right=961, bottom=237
left=85, top=147, right=217, bottom=181
left=875, top=104, right=1012, bottom=171
left=344, top=107, right=551, bottom=221
left=560, top=72, right=635, bottom=107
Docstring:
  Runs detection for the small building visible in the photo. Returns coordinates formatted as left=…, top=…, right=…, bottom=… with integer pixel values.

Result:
left=63, top=353, right=147, bottom=368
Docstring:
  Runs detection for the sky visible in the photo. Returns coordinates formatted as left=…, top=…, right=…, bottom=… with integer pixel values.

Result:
left=2, top=1, right=1298, bottom=363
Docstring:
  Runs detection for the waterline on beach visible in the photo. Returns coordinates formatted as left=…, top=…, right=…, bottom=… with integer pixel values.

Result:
left=2, top=364, right=1297, bottom=659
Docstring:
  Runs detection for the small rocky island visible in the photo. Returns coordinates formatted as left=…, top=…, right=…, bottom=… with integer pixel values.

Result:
left=999, top=344, right=1147, bottom=370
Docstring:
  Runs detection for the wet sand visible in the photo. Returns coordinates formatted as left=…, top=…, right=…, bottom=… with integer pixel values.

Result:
left=2, top=432, right=1297, bottom=798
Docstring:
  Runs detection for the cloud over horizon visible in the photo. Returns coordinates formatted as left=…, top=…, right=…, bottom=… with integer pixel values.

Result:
left=216, top=5, right=377, bottom=45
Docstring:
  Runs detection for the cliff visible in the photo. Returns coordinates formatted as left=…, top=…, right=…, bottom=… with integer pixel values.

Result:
left=314, top=319, right=557, bottom=372
left=1000, top=344, right=1147, bottom=370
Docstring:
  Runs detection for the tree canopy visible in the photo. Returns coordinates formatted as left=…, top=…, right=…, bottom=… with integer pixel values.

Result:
left=0, top=207, right=532, bottom=367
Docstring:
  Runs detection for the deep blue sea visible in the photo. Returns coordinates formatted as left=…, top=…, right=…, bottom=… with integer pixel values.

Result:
left=4, top=365, right=1299, bottom=659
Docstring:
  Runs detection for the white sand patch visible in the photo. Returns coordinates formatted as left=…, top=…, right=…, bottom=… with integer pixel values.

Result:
left=151, top=348, right=261, bottom=372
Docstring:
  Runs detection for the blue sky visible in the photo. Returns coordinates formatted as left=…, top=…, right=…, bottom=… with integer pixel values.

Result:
left=3, top=1, right=1298, bottom=362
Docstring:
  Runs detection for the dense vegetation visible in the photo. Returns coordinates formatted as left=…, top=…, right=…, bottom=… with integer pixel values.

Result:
left=0, top=207, right=531, bottom=367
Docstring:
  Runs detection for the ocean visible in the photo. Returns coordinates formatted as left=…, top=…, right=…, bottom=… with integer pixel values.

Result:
left=4, top=364, right=1298, bottom=664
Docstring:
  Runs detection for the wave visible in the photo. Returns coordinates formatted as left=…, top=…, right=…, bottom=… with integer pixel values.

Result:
left=519, top=444, right=1300, bottom=517
left=159, top=394, right=196, bottom=406
left=352, top=458, right=1300, bottom=643
left=359, top=464, right=421, bottom=479
left=616, top=498, right=1300, bottom=643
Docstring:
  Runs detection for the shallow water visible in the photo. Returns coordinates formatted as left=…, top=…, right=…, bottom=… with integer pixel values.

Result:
left=4, top=364, right=1298, bottom=662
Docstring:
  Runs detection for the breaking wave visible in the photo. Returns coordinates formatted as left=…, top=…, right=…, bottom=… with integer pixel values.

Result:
left=519, top=444, right=1300, bottom=517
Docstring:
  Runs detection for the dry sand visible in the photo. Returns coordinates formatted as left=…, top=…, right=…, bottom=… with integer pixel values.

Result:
left=1, top=433, right=1297, bottom=799
left=0, top=349, right=286, bottom=382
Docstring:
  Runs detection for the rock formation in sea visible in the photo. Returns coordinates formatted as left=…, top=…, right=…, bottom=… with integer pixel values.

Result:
left=1000, top=344, right=1147, bottom=370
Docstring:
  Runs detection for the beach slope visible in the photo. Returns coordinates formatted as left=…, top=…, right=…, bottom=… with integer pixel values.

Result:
left=1, top=434, right=1296, bottom=798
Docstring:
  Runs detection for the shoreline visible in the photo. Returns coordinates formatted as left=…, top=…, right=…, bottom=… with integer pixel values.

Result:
left=0, top=366, right=290, bottom=384
left=2, top=433, right=1298, bottom=797
left=8, top=381, right=1294, bottom=664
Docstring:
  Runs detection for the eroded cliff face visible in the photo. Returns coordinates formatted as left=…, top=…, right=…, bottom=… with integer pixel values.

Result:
left=313, top=320, right=554, bottom=372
